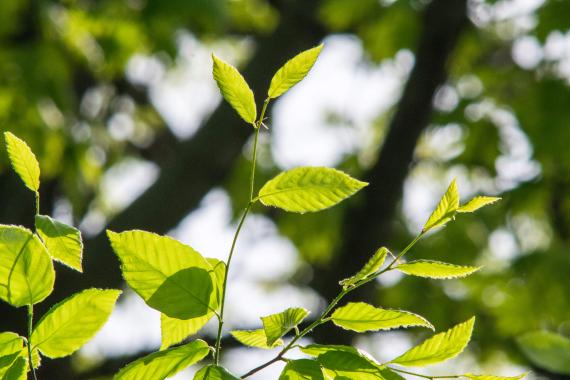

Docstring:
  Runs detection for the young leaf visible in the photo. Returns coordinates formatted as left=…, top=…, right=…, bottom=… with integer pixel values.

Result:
left=2, top=356, right=26, bottom=380
left=331, top=302, right=434, bottom=332
left=0, top=225, right=55, bottom=307
left=0, top=352, right=23, bottom=378
left=194, top=365, right=240, bottom=380
left=317, top=350, right=389, bottom=380
left=160, top=258, right=225, bottom=349
left=390, top=317, right=475, bottom=367
left=517, top=331, right=570, bottom=374
left=35, top=215, right=83, bottom=272
left=115, top=340, right=210, bottom=380
left=279, top=359, right=324, bottom=380
left=396, top=260, right=481, bottom=279
left=457, top=196, right=501, bottom=213
left=212, top=54, right=257, bottom=124
left=262, top=307, right=310, bottom=346
left=230, top=329, right=284, bottom=349
left=464, top=374, right=528, bottom=380
left=268, top=44, right=324, bottom=99
left=258, top=167, right=368, bottom=213
left=107, top=230, right=219, bottom=319
left=31, top=288, right=121, bottom=358
left=4, top=132, right=40, bottom=192
left=422, top=179, right=459, bottom=233
left=0, top=333, right=24, bottom=356
left=340, top=247, right=388, bottom=288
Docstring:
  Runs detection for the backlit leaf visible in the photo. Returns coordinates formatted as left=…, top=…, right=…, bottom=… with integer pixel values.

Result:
left=422, top=179, right=459, bottom=233
left=331, top=302, right=434, bottom=332
left=107, top=230, right=219, bottom=319
left=31, top=289, right=121, bottom=358
left=0, top=333, right=24, bottom=356
left=262, top=307, right=309, bottom=346
left=258, top=167, right=368, bottom=213
left=464, top=374, right=528, bottom=380
left=340, top=247, right=388, bottom=288
left=4, top=132, right=40, bottom=192
left=0, top=225, right=55, bottom=307
left=212, top=54, right=256, bottom=124
left=116, top=340, right=209, bottom=380
left=390, top=317, right=475, bottom=367
left=230, top=329, right=283, bottom=349
left=517, top=331, right=570, bottom=374
left=194, top=365, right=240, bottom=380
left=2, top=356, right=26, bottom=380
left=279, top=359, right=324, bottom=380
left=396, top=260, right=481, bottom=279
left=316, top=350, right=388, bottom=380
left=457, top=196, right=501, bottom=213
left=35, top=215, right=83, bottom=272
left=268, top=44, right=323, bottom=99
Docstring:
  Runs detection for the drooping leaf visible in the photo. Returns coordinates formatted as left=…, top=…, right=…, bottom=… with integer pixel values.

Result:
left=457, top=196, right=501, bottom=213
left=279, top=359, right=324, bottom=380
left=422, top=179, right=459, bottom=233
left=230, top=329, right=283, bottom=349
left=31, top=288, right=121, bottom=358
left=517, top=331, right=570, bottom=374
left=212, top=54, right=256, bottom=124
left=4, top=132, right=40, bottom=192
left=331, top=302, right=434, bottom=332
left=2, top=356, right=26, bottom=380
left=107, top=230, right=219, bottom=319
left=390, top=317, right=475, bottom=367
left=160, top=258, right=225, bottom=349
left=194, top=365, right=240, bottom=380
left=340, top=247, right=388, bottom=288
left=258, top=167, right=368, bottom=213
left=0, top=225, right=55, bottom=307
left=262, top=307, right=309, bottom=346
left=35, top=215, right=83, bottom=272
left=268, top=44, right=323, bottom=99
left=396, top=260, right=481, bottom=279
left=115, top=340, right=210, bottom=380
left=464, top=374, right=528, bottom=380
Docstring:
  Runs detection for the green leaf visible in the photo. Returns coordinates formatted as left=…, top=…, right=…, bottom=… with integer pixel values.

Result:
left=0, top=225, right=55, bottom=307
left=194, top=365, right=240, bottom=380
left=422, top=179, right=459, bottom=233
left=4, top=132, right=40, bottom=192
left=160, top=258, right=225, bottom=349
left=396, top=260, right=481, bottom=279
left=331, top=302, right=434, bottom=332
left=107, top=230, right=219, bottom=319
left=390, top=317, right=475, bottom=367
left=262, top=307, right=309, bottom=346
left=230, top=329, right=283, bottom=349
left=2, top=356, right=26, bottom=380
left=31, top=288, right=121, bottom=358
left=279, top=359, right=324, bottom=380
left=517, top=331, right=570, bottom=374
left=316, top=350, right=388, bottom=380
left=457, top=196, right=501, bottom=213
left=115, top=340, right=210, bottom=380
left=0, top=333, right=24, bottom=356
left=35, top=215, right=83, bottom=272
left=0, top=353, right=23, bottom=378
left=340, top=247, right=388, bottom=288
left=464, top=374, right=528, bottom=380
left=212, top=54, right=256, bottom=124
left=258, top=167, right=368, bottom=213
left=268, top=44, right=324, bottom=99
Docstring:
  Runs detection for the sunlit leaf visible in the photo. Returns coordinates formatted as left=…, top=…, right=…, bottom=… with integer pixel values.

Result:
left=457, top=196, right=501, bottom=213
left=464, top=374, right=528, bottom=380
left=212, top=54, right=257, bottom=124
left=340, top=247, right=388, bottom=288
left=422, top=179, right=459, bottom=233
left=2, top=356, right=26, bottom=380
left=262, top=307, right=309, bottom=346
left=316, top=350, right=389, bottom=380
left=107, top=230, right=219, bottom=319
left=268, top=44, right=323, bottom=99
left=194, top=365, right=240, bottom=380
left=0, top=352, right=23, bottom=378
left=230, top=329, right=283, bottom=349
left=0, top=333, right=24, bottom=356
left=4, top=132, right=40, bottom=192
left=0, top=225, right=55, bottom=307
left=396, top=260, right=481, bottom=279
left=331, top=302, right=434, bottom=332
left=258, top=167, right=368, bottom=213
left=517, top=331, right=570, bottom=374
left=31, top=288, right=121, bottom=358
left=279, top=359, right=324, bottom=380
left=115, top=340, right=210, bottom=380
left=390, top=317, right=475, bottom=367
left=35, top=215, right=83, bottom=272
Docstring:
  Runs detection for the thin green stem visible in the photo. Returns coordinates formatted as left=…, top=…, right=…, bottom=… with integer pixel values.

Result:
left=27, top=304, right=38, bottom=380
left=249, top=127, right=260, bottom=202
left=34, top=191, right=40, bottom=216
